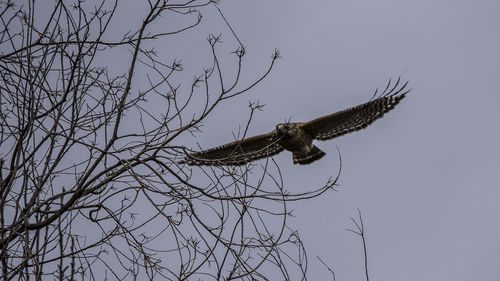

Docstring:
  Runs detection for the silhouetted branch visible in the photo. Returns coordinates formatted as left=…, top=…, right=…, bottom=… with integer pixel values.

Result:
left=346, top=208, right=370, bottom=281
left=317, top=255, right=336, bottom=281
left=0, top=0, right=341, bottom=280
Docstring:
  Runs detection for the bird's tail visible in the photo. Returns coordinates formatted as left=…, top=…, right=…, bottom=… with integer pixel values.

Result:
left=293, top=145, right=326, bottom=165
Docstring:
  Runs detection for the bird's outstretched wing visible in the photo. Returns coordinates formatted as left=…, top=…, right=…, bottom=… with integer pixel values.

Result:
left=181, top=131, right=283, bottom=166
left=301, top=78, right=410, bottom=140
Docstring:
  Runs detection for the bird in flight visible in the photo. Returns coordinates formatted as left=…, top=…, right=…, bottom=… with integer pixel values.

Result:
left=181, top=78, right=410, bottom=166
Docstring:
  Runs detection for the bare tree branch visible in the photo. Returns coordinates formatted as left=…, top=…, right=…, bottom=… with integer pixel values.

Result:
left=346, top=208, right=370, bottom=281
left=0, top=1, right=341, bottom=280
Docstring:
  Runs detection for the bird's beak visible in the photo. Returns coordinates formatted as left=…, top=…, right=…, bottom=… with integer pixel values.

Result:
left=276, top=124, right=289, bottom=137
left=276, top=125, right=284, bottom=136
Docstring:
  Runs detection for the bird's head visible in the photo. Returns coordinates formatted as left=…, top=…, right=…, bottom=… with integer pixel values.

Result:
left=275, top=123, right=297, bottom=138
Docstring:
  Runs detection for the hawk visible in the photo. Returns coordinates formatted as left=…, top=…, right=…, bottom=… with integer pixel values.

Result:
left=181, top=79, right=410, bottom=166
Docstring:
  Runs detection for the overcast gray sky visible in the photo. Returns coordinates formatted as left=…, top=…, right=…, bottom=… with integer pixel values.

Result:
left=3, top=0, right=499, bottom=279
left=159, top=0, right=500, bottom=280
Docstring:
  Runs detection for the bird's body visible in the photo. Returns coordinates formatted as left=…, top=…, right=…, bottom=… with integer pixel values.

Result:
left=181, top=79, right=410, bottom=166
left=276, top=123, right=309, bottom=152
left=275, top=123, right=326, bottom=164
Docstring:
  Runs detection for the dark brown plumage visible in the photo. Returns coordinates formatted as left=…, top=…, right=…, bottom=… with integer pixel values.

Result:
left=181, top=78, right=410, bottom=166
